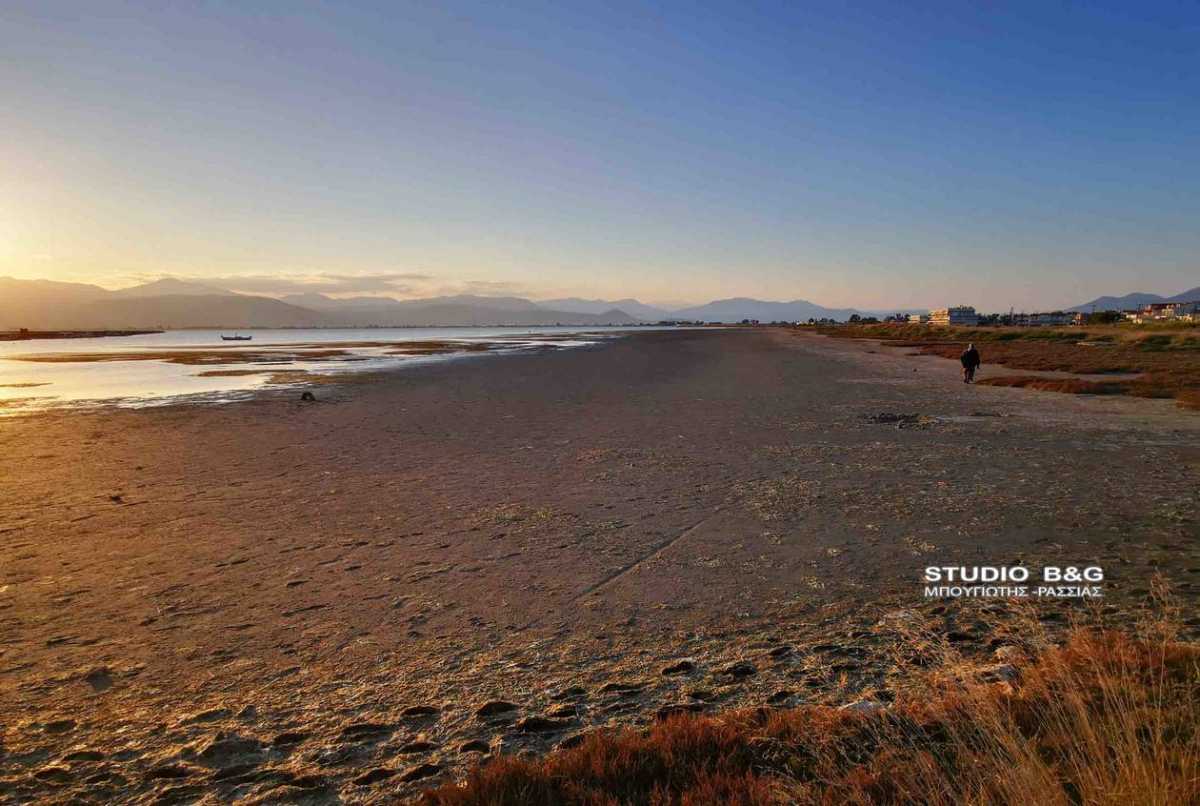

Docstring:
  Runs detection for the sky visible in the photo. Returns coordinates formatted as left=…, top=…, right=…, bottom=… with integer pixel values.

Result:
left=1, top=1, right=1198, bottom=310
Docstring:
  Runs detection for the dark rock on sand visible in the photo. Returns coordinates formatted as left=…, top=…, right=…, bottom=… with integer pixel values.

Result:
left=353, top=768, right=395, bottom=786
left=271, top=731, right=308, bottom=747
left=402, top=704, right=440, bottom=718
left=475, top=700, right=518, bottom=717
left=397, top=740, right=438, bottom=754
left=661, top=659, right=696, bottom=676
left=458, top=740, right=490, bottom=754
left=722, top=661, right=757, bottom=677
left=551, top=686, right=587, bottom=701
left=33, top=766, right=72, bottom=784
left=62, top=749, right=105, bottom=762
left=145, top=764, right=196, bottom=780
left=84, top=667, right=113, bottom=692
left=338, top=722, right=393, bottom=741
left=515, top=716, right=574, bottom=733
left=210, top=762, right=261, bottom=782
left=309, top=744, right=371, bottom=767
left=399, top=762, right=441, bottom=782
left=192, top=732, right=265, bottom=766
left=182, top=707, right=231, bottom=725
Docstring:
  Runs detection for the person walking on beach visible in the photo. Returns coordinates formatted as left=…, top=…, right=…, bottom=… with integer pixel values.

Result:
left=960, top=343, right=981, bottom=383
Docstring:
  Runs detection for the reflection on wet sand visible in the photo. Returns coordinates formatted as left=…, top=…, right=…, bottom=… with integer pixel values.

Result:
left=0, top=332, right=610, bottom=414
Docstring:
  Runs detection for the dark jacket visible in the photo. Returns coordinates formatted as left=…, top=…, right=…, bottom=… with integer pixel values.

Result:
left=960, top=347, right=981, bottom=368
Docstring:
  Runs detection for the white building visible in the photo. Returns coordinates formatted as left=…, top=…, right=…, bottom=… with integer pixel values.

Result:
left=1126, top=301, right=1199, bottom=324
left=929, top=306, right=978, bottom=327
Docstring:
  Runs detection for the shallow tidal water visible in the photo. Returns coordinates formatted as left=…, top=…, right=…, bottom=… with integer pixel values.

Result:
left=0, top=326, right=641, bottom=413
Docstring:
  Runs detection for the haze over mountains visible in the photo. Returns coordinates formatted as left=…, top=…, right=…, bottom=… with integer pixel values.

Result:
left=0, top=277, right=898, bottom=330
left=2, top=277, right=1197, bottom=330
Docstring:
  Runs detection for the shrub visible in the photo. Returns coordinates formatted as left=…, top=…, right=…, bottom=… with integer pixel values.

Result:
left=423, top=622, right=1200, bottom=805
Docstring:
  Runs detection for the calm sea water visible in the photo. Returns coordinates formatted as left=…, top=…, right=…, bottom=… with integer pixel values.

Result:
left=0, top=326, right=649, bottom=413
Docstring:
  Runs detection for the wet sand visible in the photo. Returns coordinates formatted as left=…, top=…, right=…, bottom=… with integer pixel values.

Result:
left=2, top=328, right=1198, bottom=803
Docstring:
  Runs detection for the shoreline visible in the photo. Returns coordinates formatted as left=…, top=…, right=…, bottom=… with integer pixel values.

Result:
left=0, top=330, right=625, bottom=416
left=0, top=329, right=162, bottom=341
left=2, top=328, right=1197, bottom=802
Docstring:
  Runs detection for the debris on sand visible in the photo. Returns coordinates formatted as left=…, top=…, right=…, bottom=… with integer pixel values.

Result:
left=864, top=412, right=939, bottom=429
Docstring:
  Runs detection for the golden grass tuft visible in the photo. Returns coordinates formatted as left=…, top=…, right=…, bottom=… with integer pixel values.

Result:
left=423, top=610, right=1200, bottom=805
left=977, top=375, right=1126, bottom=395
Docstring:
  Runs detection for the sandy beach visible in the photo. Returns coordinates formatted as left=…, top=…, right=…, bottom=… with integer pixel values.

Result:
left=2, top=328, right=1198, bottom=803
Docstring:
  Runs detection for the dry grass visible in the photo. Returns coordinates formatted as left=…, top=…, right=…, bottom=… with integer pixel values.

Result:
left=422, top=606, right=1200, bottom=805
left=976, top=375, right=1126, bottom=395
left=818, top=324, right=1200, bottom=409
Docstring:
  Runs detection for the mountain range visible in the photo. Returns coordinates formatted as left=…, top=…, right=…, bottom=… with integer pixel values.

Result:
left=2, top=276, right=1197, bottom=330
left=0, top=278, right=904, bottom=329
left=1066, top=287, right=1200, bottom=313
left=0, top=278, right=642, bottom=330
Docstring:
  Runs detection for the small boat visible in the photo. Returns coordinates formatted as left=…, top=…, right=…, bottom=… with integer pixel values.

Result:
left=221, top=334, right=253, bottom=341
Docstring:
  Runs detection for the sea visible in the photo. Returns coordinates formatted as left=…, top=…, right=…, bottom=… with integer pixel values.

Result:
left=0, top=326, right=653, bottom=414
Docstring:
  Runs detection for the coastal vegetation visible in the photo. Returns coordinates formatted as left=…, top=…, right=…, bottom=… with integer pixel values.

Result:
left=424, top=615, right=1199, bottom=805
left=818, top=323, right=1200, bottom=410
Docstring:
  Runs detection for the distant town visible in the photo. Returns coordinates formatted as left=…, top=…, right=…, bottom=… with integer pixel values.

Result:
left=696, top=298, right=1200, bottom=328
left=903, top=300, right=1200, bottom=327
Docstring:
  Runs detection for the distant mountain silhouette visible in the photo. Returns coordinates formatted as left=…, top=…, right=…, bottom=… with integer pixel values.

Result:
left=1068, top=286, right=1200, bottom=312
left=112, top=278, right=238, bottom=297
left=401, top=295, right=542, bottom=312
left=0, top=278, right=640, bottom=329
left=335, top=303, right=638, bottom=327
left=278, top=292, right=637, bottom=326
left=0, top=278, right=116, bottom=329
left=670, top=297, right=864, bottom=322
left=0, top=279, right=322, bottom=329
left=281, top=293, right=405, bottom=309
left=8, top=274, right=1198, bottom=330
left=539, top=297, right=672, bottom=321
left=73, top=295, right=324, bottom=329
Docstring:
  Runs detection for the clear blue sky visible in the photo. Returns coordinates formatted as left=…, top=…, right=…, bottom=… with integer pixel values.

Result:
left=2, top=1, right=1197, bottom=309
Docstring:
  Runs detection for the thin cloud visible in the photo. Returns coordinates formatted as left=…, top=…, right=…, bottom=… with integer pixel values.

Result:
left=131, top=272, right=434, bottom=297
left=456, top=279, right=526, bottom=294
left=122, top=272, right=548, bottom=301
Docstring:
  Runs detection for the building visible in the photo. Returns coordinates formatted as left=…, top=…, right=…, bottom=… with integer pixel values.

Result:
left=1027, top=311, right=1074, bottom=327
left=992, top=310, right=1079, bottom=327
left=929, top=306, right=978, bottom=327
left=1125, top=301, right=1199, bottom=324
left=907, top=313, right=931, bottom=324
